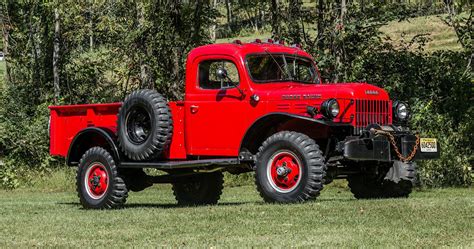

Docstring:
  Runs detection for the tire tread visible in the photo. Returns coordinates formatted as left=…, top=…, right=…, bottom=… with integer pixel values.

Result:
left=117, top=89, right=173, bottom=161
left=255, top=131, right=325, bottom=203
left=76, top=147, right=128, bottom=209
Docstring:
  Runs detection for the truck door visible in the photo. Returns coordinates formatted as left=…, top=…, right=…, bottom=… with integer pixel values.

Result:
left=185, top=55, right=250, bottom=156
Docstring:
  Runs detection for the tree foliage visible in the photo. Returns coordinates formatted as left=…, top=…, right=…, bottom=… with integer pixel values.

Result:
left=0, top=0, right=472, bottom=188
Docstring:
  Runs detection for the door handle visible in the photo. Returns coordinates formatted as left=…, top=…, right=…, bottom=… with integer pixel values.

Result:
left=190, top=105, right=199, bottom=114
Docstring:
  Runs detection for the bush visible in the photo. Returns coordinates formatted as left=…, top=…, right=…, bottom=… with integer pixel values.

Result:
left=351, top=48, right=473, bottom=187
left=0, top=73, right=64, bottom=189
left=0, top=160, right=20, bottom=190
left=412, top=103, right=473, bottom=187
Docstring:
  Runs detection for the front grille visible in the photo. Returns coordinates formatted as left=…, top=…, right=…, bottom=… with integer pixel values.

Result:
left=354, top=99, right=391, bottom=135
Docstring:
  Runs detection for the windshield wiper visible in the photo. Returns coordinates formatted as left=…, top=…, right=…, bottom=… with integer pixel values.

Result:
left=282, top=54, right=293, bottom=81
left=264, top=49, right=292, bottom=81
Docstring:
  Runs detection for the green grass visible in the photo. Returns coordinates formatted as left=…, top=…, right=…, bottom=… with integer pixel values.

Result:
left=1, top=185, right=472, bottom=247
left=379, top=15, right=461, bottom=51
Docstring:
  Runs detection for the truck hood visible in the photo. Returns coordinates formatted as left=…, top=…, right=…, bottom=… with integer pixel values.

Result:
left=255, top=82, right=390, bottom=101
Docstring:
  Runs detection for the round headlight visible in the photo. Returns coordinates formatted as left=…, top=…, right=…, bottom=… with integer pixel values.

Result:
left=321, top=99, right=340, bottom=118
left=393, top=101, right=409, bottom=121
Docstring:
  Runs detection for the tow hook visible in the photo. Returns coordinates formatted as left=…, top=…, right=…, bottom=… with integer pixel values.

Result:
left=371, top=128, right=420, bottom=162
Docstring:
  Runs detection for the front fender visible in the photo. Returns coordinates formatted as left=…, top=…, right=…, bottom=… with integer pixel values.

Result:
left=239, top=112, right=352, bottom=154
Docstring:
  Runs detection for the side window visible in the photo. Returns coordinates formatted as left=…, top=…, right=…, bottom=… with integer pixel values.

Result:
left=198, top=60, right=239, bottom=90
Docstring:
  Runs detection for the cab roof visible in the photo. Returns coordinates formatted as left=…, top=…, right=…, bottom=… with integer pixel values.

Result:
left=188, top=41, right=313, bottom=62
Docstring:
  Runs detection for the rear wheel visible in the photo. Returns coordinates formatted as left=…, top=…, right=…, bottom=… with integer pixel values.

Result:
left=121, top=168, right=153, bottom=192
left=255, top=131, right=325, bottom=203
left=76, top=147, right=128, bottom=209
left=172, top=172, right=224, bottom=206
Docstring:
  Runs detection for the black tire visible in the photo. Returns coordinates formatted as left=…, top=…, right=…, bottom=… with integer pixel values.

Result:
left=117, top=89, right=173, bottom=161
left=121, top=168, right=153, bottom=192
left=172, top=172, right=224, bottom=206
left=76, top=147, right=128, bottom=209
left=348, top=175, right=413, bottom=199
left=347, top=174, right=385, bottom=199
left=255, top=131, right=325, bottom=203
left=382, top=179, right=413, bottom=198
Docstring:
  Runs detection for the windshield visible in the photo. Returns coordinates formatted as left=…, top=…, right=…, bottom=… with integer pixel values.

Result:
left=246, top=54, right=319, bottom=84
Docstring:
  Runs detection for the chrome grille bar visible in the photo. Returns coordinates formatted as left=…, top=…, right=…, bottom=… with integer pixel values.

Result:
left=354, top=99, right=390, bottom=135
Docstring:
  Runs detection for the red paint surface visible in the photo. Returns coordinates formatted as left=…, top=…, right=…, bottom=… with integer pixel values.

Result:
left=49, top=42, right=393, bottom=160
left=269, top=151, right=301, bottom=191
left=87, top=164, right=108, bottom=198
left=49, top=103, right=121, bottom=157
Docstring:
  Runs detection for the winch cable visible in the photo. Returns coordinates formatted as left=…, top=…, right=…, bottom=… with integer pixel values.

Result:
left=371, top=128, right=420, bottom=162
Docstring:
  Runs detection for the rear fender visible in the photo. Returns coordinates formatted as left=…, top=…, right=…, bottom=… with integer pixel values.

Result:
left=67, top=127, right=122, bottom=166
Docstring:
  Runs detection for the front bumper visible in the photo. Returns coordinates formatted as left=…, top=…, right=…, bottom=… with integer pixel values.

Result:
left=343, top=131, right=440, bottom=162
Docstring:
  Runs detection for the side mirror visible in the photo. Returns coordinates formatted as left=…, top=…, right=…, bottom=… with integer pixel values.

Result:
left=216, top=67, right=228, bottom=80
left=216, top=67, right=232, bottom=89
left=215, top=66, right=245, bottom=96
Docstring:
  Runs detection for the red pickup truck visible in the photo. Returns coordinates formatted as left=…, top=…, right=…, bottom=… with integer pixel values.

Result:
left=49, top=40, right=439, bottom=209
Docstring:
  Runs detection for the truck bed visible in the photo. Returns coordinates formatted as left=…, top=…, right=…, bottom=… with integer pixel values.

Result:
left=49, top=101, right=186, bottom=160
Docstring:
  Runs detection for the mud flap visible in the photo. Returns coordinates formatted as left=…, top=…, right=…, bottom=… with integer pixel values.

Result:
left=384, top=161, right=416, bottom=183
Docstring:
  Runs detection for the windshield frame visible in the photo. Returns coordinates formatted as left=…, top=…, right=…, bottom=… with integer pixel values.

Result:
left=245, top=52, right=321, bottom=84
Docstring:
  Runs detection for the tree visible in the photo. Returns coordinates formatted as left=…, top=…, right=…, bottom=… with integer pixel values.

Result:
left=288, top=0, right=302, bottom=44
left=136, top=2, right=153, bottom=89
left=442, top=3, right=472, bottom=76
left=334, top=0, right=347, bottom=82
left=270, top=0, right=281, bottom=40
left=316, top=0, right=325, bottom=51
left=1, top=1, right=13, bottom=83
left=225, top=0, right=233, bottom=32
left=209, top=0, right=218, bottom=41
left=53, top=8, right=60, bottom=103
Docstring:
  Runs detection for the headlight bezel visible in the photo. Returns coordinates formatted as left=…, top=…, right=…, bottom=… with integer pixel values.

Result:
left=321, top=98, right=340, bottom=119
left=393, top=101, right=410, bottom=122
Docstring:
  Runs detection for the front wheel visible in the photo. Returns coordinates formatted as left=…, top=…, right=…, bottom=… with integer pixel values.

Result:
left=76, top=147, right=128, bottom=209
left=255, top=131, right=325, bottom=203
left=348, top=162, right=415, bottom=199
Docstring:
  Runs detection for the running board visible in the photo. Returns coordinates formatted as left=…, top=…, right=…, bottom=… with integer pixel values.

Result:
left=119, top=158, right=240, bottom=170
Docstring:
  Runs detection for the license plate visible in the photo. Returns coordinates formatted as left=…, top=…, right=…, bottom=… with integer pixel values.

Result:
left=420, top=138, right=438, bottom=152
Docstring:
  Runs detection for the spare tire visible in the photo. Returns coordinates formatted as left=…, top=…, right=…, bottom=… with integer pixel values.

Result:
left=117, top=89, right=173, bottom=161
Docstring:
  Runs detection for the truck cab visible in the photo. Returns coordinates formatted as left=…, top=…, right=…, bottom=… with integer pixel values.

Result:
left=49, top=40, right=440, bottom=209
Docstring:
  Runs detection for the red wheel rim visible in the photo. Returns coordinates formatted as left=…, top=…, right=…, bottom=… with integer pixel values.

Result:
left=266, top=150, right=302, bottom=193
left=84, top=163, right=109, bottom=199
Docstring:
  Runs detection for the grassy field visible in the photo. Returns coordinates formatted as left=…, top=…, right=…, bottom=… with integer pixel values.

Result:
left=0, top=12, right=469, bottom=248
left=0, top=184, right=473, bottom=247
left=380, top=15, right=461, bottom=51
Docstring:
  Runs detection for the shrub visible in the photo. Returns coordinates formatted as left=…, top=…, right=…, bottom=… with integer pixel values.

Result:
left=351, top=48, right=473, bottom=187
